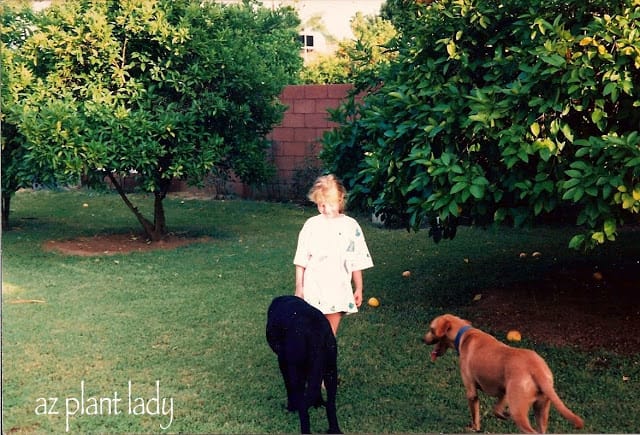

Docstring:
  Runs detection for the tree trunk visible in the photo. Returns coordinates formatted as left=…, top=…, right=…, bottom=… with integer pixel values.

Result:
left=106, top=172, right=166, bottom=241
left=2, top=192, right=11, bottom=231
left=153, top=191, right=168, bottom=238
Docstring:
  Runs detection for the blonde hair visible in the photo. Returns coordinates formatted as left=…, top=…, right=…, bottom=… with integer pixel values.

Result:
left=308, top=174, right=347, bottom=212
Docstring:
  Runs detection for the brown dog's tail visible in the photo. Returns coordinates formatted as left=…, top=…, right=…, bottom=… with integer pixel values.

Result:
left=551, top=394, right=584, bottom=429
left=536, top=370, right=584, bottom=429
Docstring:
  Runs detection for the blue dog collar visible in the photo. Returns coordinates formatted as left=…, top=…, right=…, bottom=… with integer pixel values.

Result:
left=454, top=325, right=473, bottom=355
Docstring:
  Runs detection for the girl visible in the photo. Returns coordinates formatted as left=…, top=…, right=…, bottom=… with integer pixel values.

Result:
left=293, top=174, right=374, bottom=335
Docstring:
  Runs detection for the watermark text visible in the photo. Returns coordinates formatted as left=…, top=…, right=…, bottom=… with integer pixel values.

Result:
left=34, top=380, right=174, bottom=432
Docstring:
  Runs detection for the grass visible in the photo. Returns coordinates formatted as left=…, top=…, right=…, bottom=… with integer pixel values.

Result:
left=2, top=189, right=639, bottom=433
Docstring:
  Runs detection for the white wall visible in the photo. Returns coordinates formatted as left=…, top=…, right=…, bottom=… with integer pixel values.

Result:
left=222, top=0, right=386, bottom=48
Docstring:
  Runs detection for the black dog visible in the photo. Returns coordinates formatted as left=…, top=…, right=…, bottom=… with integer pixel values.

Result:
left=266, top=295, right=341, bottom=434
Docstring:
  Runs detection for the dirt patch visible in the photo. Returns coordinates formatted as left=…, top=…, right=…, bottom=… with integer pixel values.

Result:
left=43, top=233, right=211, bottom=256
left=473, top=260, right=640, bottom=356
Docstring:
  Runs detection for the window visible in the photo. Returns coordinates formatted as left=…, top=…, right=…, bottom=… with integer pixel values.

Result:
left=299, top=34, right=314, bottom=52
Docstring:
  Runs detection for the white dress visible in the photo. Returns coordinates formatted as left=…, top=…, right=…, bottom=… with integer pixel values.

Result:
left=293, top=214, right=374, bottom=314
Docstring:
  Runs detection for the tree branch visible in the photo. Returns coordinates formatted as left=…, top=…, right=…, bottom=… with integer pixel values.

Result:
left=106, top=172, right=156, bottom=240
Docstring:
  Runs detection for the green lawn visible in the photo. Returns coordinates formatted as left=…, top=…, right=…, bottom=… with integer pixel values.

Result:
left=2, top=189, right=639, bottom=433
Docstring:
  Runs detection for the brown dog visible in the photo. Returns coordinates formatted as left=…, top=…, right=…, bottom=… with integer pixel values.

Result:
left=423, top=314, right=584, bottom=434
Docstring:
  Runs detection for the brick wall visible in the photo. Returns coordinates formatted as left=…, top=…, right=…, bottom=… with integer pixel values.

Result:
left=172, top=83, right=354, bottom=200
left=228, top=83, right=353, bottom=200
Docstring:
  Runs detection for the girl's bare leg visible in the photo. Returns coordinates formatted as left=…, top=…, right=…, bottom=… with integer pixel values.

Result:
left=325, top=312, right=344, bottom=336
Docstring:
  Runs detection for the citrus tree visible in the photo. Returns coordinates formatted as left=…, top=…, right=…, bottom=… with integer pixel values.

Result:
left=322, top=0, right=640, bottom=249
left=1, top=2, right=41, bottom=229
left=12, top=0, right=301, bottom=240
left=1, top=2, right=28, bottom=230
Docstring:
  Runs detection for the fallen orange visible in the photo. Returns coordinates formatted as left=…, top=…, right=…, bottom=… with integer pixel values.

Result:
left=507, top=330, right=522, bottom=342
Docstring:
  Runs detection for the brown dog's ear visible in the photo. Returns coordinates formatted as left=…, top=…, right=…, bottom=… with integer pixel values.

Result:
left=434, top=317, right=451, bottom=338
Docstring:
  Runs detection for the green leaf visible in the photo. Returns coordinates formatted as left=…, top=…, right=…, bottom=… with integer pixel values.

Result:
left=591, top=108, right=604, bottom=123
left=448, top=201, right=460, bottom=216
left=603, top=82, right=617, bottom=97
left=570, top=161, right=591, bottom=171
left=575, top=146, right=590, bottom=158
left=450, top=181, right=467, bottom=194
left=446, top=40, right=457, bottom=58
left=591, top=231, right=605, bottom=244
left=564, top=169, right=582, bottom=178
left=569, top=234, right=585, bottom=249
left=560, top=123, right=574, bottom=143
left=472, top=176, right=489, bottom=186
left=622, top=194, right=635, bottom=209
left=540, top=54, right=565, bottom=67
left=529, top=122, right=540, bottom=137
left=517, top=149, right=530, bottom=162
left=534, top=200, right=543, bottom=215
left=441, top=153, right=451, bottom=166
left=604, top=218, right=616, bottom=238
left=450, top=164, right=464, bottom=174
left=469, top=184, right=484, bottom=199
left=573, top=187, right=585, bottom=202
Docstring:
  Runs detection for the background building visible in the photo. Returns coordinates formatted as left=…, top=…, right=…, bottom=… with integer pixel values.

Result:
left=220, top=0, right=386, bottom=56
